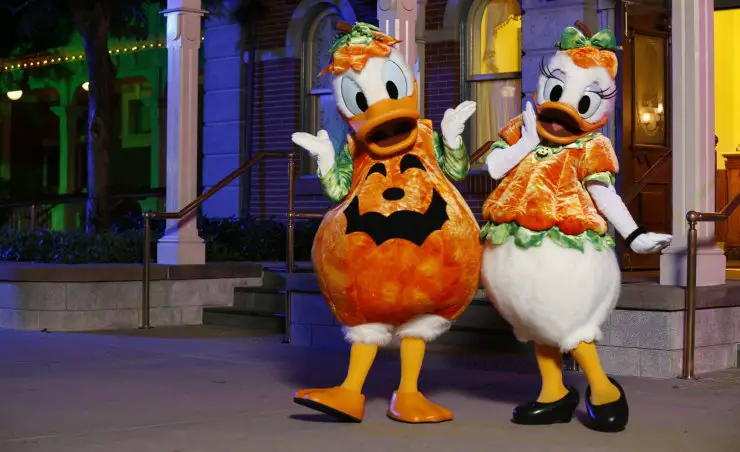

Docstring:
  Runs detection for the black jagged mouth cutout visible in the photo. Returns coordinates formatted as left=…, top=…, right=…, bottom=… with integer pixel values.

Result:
left=343, top=189, right=449, bottom=246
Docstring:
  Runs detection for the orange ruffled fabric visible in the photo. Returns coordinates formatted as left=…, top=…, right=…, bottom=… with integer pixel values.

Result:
left=482, top=117, right=619, bottom=236
left=320, top=35, right=400, bottom=76
left=564, top=47, right=618, bottom=79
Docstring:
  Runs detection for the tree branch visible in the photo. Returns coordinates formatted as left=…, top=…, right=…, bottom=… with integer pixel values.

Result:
left=1, top=0, right=38, bottom=15
left=66, top=0, right=89, bottom=29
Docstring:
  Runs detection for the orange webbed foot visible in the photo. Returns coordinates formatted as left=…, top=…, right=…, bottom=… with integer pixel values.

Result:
left=294, top=387, right=365, bottom=422
left=387, top=391, right=453, bottom=424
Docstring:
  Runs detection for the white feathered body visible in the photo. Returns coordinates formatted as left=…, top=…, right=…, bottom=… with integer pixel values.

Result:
left=481, top=238, right=621, bottom=352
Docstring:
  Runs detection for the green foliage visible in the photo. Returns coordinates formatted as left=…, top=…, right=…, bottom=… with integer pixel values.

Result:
left=0, top=228, right=143, bottom=264
left=0, top=0, right=264, bottom=60
left=197, top=217, right=319, bottom=262
left=0, top=0, right=263, bottom=92
left=0, top=1, right=75, bottom=58
left=0, top=217, right=320, bottom=264
left=0, top=1, right=140, bottom=59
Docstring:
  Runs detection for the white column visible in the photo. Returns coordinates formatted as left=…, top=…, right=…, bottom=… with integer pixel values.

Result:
left=660, top=0, right=726, bottom=287
left=597, top=0, right=617, bottom=147
left=377, top=0, right=418, bottom=70
left=157, top=0, right=206, bottom=265
left=415, top=0, right=426, bottom=114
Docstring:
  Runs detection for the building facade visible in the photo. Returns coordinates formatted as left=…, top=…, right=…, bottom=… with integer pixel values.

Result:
left=203, top=0, right=687, bottom=263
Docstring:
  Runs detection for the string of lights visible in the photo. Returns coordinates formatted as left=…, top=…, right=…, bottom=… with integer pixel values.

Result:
left=0, top=36, right=205, bottom=73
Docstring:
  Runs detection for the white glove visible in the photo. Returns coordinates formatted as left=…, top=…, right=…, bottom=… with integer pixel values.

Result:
left=291, top=130, right=336, bottom=175
left=587, top=183, right=673, bottom=254
left=441, top=101, right=477, bottom=149
left=485, top=101, right=541, bottom=180
left=630, top=233, right=673, bottom=254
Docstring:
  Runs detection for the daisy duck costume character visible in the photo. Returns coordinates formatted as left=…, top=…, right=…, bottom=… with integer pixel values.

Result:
left=480, top=23, right=672, bottom=432
left=291, top=22, right=481, bottom=424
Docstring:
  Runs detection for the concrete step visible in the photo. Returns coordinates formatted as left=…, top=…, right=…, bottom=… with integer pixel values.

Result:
left=263, top=265, right=314, bottom=273
left=438, top=324, right=519, bottom=349
left=206, top=283, right=291, bottom=333
left=202, top=307, right=285, bottom=332
left=259, top=269, right=321, bottom=292
left=454, top=299, right=511, bottom=331
left=232, top=287, right=286, bottom=314
left=260, top=270, right=287, bottom=290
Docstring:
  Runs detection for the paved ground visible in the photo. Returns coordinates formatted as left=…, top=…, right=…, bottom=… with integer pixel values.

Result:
left=1, top=326, right=739, bottom=452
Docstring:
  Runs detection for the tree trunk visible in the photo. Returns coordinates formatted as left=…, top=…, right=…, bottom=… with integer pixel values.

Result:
left=80, top=17, right=116, bottom=232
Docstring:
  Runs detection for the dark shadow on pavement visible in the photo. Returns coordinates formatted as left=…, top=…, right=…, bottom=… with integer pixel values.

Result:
left=272, top=335, right=588, bottom=408
left=289, top=413, right=354, bottom=423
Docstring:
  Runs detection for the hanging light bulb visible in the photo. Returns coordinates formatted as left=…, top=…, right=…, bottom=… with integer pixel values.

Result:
left=6, top=90, right=23, bottom=101
left=82, top=81, right=90, bottom=92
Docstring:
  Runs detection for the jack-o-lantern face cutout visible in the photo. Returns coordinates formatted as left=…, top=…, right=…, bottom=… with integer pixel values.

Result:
left=312, top=121, right=482, bottom=328
left=344, top=154, right=449, bottom=246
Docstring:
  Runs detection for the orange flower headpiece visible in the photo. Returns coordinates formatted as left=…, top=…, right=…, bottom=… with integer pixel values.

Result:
left=556, top=21, right=620, bottom=79
left=319, top=21, right=400, bottom=76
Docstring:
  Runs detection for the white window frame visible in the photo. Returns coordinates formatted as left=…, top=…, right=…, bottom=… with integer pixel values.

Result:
left=300, top=7, right=341, bottom=175
left=461, top=0, right=523, bottom=171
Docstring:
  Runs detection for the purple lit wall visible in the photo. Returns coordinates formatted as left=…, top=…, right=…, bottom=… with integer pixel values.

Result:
left=202, top=0, right=377, bottom=220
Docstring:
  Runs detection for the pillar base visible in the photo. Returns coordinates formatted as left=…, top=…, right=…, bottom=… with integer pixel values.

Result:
left=157, top=236, right=206, bottom=265
left=660, top=246, right=727, bottom=287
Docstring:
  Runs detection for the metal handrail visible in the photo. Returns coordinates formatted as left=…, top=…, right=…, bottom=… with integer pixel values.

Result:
left=470, top=141, right=494, bottom=164
left=682, top=192, right=740, bottom=379
left=1, top=188, right=166, bottom=230
left=141, top=151, right=317, bottom=343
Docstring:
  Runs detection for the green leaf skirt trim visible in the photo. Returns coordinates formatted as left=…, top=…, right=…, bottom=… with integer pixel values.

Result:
left=480, top=222, right=616, bottom=252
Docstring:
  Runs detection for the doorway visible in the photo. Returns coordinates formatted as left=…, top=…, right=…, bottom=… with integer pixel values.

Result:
left=617, top=0, right=672, bottom=270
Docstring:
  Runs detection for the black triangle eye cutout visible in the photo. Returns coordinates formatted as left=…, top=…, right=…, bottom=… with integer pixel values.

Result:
left=400, top=154, right=426, bottom=173
left=366, top=163, right=387, bottom=179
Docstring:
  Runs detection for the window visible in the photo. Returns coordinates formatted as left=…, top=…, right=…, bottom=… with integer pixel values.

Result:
left=120, top=80, right=152, bottom=149
left=633, top=33, right=667, bottom=145
left=464, top=0, right=522, bottom=170
left=301, top=8, right=350, bottom=174
left=128, top=99, right=152, bottom=135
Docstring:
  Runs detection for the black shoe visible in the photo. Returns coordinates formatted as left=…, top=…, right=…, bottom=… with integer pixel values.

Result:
left=584, top=377, right=629, bottom=432
left=512, top=387, right=580, bottom=425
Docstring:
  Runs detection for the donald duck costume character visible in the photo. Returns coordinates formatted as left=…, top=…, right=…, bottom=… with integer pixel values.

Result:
left=291, top=22, right=481, bottom=424
left=480, top=23, right=672, bottom=432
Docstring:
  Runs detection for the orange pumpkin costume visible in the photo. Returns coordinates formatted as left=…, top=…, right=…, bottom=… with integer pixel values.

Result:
left=314, top=120, right=480, bottom=328
left=292, top=22, right=481, bottom=425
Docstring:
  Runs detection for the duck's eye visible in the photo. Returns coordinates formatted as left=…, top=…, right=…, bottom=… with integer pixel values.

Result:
left=578, top=92, right=603, bottom=120
left=544, top=78, right=564, bottom=102
left=366, top=163, right=386, bottom=179
left=341, top=77, right=369, bottom=116
left=383, top=60, right=409, bottom=100
left=400, top=154, right=425, bottom=173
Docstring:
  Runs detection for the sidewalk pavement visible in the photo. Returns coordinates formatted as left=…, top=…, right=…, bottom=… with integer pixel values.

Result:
left=1, top=326, right=738, bottom=452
